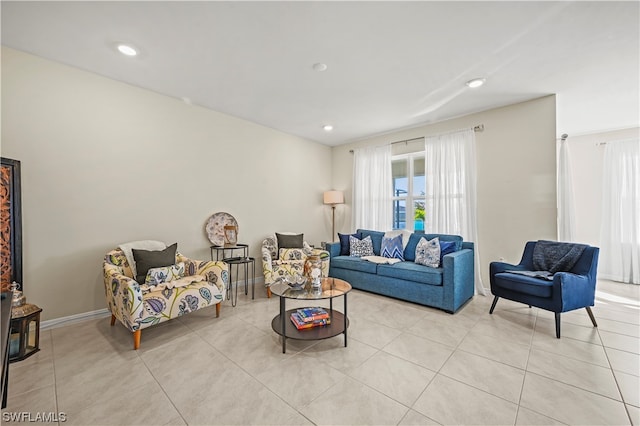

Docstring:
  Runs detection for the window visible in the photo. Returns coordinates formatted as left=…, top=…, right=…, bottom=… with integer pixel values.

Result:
left=392, top=153, right=425, bottom=231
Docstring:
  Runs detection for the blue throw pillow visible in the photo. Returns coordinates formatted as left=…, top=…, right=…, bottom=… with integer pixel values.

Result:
left=338, top=232, right=361, bottom=255
left=381, top=234, right=405, bottom=261
left=439, top=241, right=457, bottom=265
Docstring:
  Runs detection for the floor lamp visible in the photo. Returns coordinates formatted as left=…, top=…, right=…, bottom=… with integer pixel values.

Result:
left=323, top=190, right=344, bottom=242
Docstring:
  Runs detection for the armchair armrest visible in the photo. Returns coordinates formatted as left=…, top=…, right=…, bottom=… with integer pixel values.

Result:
left=261, top=245, right=277, bottom=286
left=176, top=255, right=228, bottom=295
left=103, top=263, right=145, bottom=331
left=553, top=272, right=595, bottom=312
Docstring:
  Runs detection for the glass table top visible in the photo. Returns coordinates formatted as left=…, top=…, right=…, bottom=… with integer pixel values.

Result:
left=269, top=277, right=351, bottom=300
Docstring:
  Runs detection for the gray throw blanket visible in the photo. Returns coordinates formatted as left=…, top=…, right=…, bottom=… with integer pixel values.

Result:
left=532, top=240, right=587, bottom=274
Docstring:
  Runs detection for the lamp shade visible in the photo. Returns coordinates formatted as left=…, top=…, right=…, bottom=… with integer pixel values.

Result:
left=323, top=190, right=344, bottom=205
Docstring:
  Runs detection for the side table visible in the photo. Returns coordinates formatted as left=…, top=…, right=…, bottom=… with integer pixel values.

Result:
left=210, top=244, right=249, bottom=261
left=225, top=257, right=256, bottom=307
left=210, top=244, right=255, bottom=307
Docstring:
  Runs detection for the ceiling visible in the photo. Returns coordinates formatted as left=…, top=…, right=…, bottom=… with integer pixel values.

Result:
left=2, top=1, right=638, bottom=146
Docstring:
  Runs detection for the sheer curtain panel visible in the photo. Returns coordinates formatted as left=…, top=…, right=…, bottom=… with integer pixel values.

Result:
left=557, top=138, right=576, bottom=241
left=352, top=145, right=393, bottom=231
left=425, top=129, right=485, bottom=295
left=599, top=138, right=640, bottom=284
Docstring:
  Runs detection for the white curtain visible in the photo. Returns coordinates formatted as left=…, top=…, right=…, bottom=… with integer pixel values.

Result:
left=425, top=129, right=485, bottom=295
left=599, top=138, right=640, bottom=284
left=352, top=145, right=393, bottom=230
left=557, top=138, right=576, bottom=241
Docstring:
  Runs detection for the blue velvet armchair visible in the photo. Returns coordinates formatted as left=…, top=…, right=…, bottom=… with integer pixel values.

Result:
left=489, top=241, right=599, bottom=338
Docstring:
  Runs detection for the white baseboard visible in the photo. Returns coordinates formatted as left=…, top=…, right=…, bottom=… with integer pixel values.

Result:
left=40, top=277, right=266, bottom=331
left=41, top=308, right=111, bottom=331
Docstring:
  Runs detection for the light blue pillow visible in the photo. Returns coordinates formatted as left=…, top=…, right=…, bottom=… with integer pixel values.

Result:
left=415, top=237, right=440, bottom=268
left=381, top=234, right=404, bottom=260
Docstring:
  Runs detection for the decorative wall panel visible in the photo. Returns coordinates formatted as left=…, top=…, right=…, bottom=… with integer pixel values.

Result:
left=0, top=158, right=22, bottom=293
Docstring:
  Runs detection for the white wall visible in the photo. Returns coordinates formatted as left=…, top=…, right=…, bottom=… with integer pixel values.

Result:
left=1, top=47, right=332, bottom=320
left=567, top=127, right=640, bottom=247
left=331, top=96, right=558, bottom=288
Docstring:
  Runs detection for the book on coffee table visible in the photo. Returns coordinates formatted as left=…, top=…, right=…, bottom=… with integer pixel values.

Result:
left=296, top=307, right=329, bottom=322
left=290, top=312, right=330, bottom=330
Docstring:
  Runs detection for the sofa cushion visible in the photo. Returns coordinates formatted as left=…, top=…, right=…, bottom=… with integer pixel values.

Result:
left=133, top=243, right=178, bottom=284
left=377, top=262, right=443, bottom=286
left=350, top=235, right=374, bottom=257
left=404, top=233, right=463, bottom=261
left=276, top=233, right=304, bottom=249
left=415, top=237, right=440, bottom=268
left=338, top=232, right=361, bottom=255
left=494, top=272, right=554, bottom=298
left=331, top=255, right=379, bottom=274
left=357, top=229, right=385, bottom=256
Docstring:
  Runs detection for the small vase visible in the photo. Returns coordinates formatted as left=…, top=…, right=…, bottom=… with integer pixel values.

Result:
left=304, top=255, right=322, bottom=287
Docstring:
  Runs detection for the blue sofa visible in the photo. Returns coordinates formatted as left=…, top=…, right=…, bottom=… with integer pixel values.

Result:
left=326, top=229, right=475, bottom=313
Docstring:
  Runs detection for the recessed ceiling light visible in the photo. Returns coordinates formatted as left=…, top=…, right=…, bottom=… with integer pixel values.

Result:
left=323, top=124, right=333, bottom=131
left=117, top=44, right=138, bottom=57
left=466, top=78, right=485, bottom=88
left=313, top=63, right=328, bottom=72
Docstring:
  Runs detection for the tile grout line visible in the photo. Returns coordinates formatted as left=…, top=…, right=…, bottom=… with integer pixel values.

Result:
left=50, top=330, right=61, bottom=426
left=186, top=310, right=323, bottom=425
left=599, top=324, right=636, bottom=426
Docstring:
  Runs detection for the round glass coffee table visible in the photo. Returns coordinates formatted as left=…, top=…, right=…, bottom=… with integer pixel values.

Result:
left=270, top=277, right=351, bottom=353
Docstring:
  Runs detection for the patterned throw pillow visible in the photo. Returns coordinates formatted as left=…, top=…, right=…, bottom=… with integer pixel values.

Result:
left=381, top=234, right=405, bottom=260
left=145, top=262, right=186, bottom=286
left=415, top=237, right=441, bottom=268
left=279, top=248, right=308, bottom=261
left=349, top=235, right=374, bottom=257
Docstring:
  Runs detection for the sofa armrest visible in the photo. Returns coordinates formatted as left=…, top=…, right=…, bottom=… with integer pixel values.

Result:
left=103, top=263, right=145, bottom=331
left=176, top=255, right=228, bottom=295
left=326, top=242, right=341, bottom=258
left=442, top=248, right=475, bottom=312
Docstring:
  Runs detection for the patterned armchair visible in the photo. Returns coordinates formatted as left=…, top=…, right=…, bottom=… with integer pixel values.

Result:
left=261, top=234, right=330, bottom=297
left=103, top=246, right=228, bottom=349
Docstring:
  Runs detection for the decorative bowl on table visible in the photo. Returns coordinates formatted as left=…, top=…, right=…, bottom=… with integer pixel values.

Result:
left=285, top=274, right=306, bottom=290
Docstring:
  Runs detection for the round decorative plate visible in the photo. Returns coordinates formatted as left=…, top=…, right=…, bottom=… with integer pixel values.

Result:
left=205, top=212, right=239, bottom=246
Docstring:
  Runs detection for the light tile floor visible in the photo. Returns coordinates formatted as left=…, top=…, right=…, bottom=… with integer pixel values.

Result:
left=2, top=279, right=638, bottom=425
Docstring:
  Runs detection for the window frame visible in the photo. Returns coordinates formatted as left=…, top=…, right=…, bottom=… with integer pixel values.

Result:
left=391, top=152, right=426, bottom=231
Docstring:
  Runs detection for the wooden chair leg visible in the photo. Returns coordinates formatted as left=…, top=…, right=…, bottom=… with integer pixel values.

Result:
left=555, top=313, right=561, bottom=338
left=586, top=306, right=598, bottom=327
left=216, top=303, right=221, bottom=318
left=489, top=296, right=499, bottom=314
left=266, top=286, right=272, bottom=298
left=110, top=314, right=116, bottom=326
left=133, top=330, right=141, bottom=350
